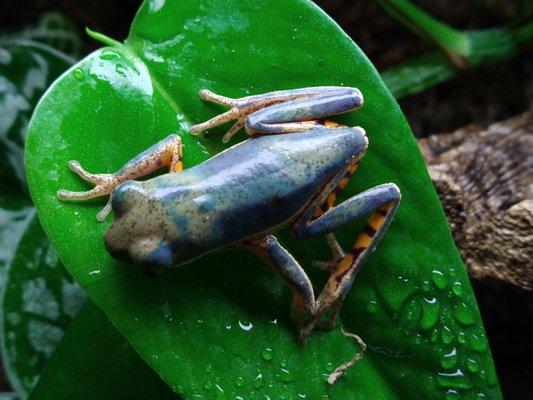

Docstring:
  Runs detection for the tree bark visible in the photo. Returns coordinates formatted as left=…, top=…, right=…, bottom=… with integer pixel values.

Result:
left=418, top=111, right=532, bottom=290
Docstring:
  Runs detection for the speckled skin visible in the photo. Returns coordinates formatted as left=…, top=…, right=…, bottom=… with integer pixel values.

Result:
left=58, top=86, right=401, bottom=351
left=106, top=127, right=367, bottom=271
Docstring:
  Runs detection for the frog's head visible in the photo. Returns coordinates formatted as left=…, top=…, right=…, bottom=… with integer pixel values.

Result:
left=104, top=180, right=186, bottom=274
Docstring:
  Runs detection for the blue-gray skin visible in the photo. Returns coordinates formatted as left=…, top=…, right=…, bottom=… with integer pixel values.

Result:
left=57, top=87, right=401, bottom=357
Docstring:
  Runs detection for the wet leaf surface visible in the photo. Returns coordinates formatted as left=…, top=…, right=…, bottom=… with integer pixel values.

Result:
left=25, top=1, right=501, bottom=398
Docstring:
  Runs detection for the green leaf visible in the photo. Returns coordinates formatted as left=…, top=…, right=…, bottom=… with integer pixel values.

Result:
left=1, top=215, right=85, bottom=397
left=0, top=40, right=74, bottom=193
left=29, top=301, right=177, bottom=400
left=25, top=0, right=501, bottom=399
left=1, top=13, right=82, bottom=58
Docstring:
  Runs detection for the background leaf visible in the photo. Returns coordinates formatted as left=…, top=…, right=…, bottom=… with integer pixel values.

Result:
left=1, top=215, right=85, bottom=397
left=29, top=301, right=176, bottom=400
left=0, top=38, right=76, bottom=398
left=26, top=0, right=501, bottom=399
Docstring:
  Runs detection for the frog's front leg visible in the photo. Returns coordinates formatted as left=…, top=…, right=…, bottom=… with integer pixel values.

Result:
left=244, top=235, right=316, bottom=333
left=57, top=134, right=182, bottom=221
left=190, top=86, right=363, bottom=142
left=293, top=183, right=401, bottom=344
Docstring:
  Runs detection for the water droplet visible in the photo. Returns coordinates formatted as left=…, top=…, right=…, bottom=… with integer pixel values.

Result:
left=437, top=369, right=472, bottom=390
left=414, top=334, right=423, bottom=345
left=204, top=381, right=212, bottom=390
left=73, top=68, right=84, bottom=80
left=238, top=320, right=253, bottom=331
left=261, top=348, right=273, bottom=361
left=419, top=297, right=439, bottom=330
left=252, top=374, right=264, bottom=389
left=421, top=280, right=431, bottom=292
left=234, top=376, right=245, bottom=387
left=468, top=333, right=487, bottom=352
left=100, top=50, right=120, bottom=60
left=324, top=362, right=333, bottom=372
left=441, top=326, right=453, bottom=344
left=205, top=365, right=213, bottom=373
left=453, top=302, right=475, bottom=326
left=452, top=282, right=463, bottom=296
left=280, top=358, right=287, bottom=367
left=444, top=389, right=459, bottom=399
left=466, top=358, right=479, bottom=373
left=440, top=348, right=457, bottom=369
left=376, top=276, right=416, bottom=312
left=176, top=112, right=185, bottom=121
left=457, top=331, right=467, bottom=344
left=164, top=313, right=173, bottom=323
left=431, top=270, right=447, bottom=290
left=115, top=64, right=127, bottom=77
left=366, top=300, right=379, bottom=314
left=279, top=368, right=294, bottom=383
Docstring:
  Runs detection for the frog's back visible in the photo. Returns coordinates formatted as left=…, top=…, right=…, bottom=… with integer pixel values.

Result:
left=145, top=128, right=366, bottom=256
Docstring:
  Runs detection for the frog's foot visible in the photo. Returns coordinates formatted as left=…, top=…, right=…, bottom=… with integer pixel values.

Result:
left=57, top=160, right=120, bottom=221
left=190, top=89, right=251, bottom=143
left=326, top=328, right=367, bottom=385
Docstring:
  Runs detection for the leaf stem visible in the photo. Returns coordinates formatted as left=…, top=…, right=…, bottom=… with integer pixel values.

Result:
left=85, top=27, right=122, bottom=48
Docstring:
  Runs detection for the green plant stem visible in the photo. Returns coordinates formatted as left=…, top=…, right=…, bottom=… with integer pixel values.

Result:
left=382, top=21, right=533, bottom=99
left=373, top=0, right=469, bottom=67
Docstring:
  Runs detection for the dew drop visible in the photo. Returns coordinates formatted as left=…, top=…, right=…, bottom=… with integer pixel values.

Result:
left=205, top=365, right=213, bottom=374
left=419, top=297, right=439, bottom=330
left=421, top=280, right=431, bottom=292
left=440, top=348, right=457, bottom=369
left=457, top=331, right=467, bottom=345
left=452, top=282, right=463, bottom=296
left=431, top=270, right=447, bottom=290
left=238, top=320, right=253, bottom=331
left=252, top=374, right=264, bottom=389
left=261, top=348, right=273, bottom=361
left=437, top=369, right=472, bottom=390
left=115, top=64, right=127, bottom=77
left=73, top=68, right=84, bottom=80
left=234, top=376, right=245, bottom=387
left=444, top=389, right=459, bottom=399
left=366, top=300, right=379, bottom=314
left=100, top=50, right=119, bottom=60
left=453, top=302, right=476, bottom=326
left=468, top=333, right=487, bottom=352
left=414, top=334, right=423, bottom=345
left=467, top=358, right=479, bottom=373
left=279, top=368, right=294, bottom=383
left=324, top=362, right=333, bottom=372
left=204, top=381, right=212, bottom=390
left=441, top=326, right=453, bottom=344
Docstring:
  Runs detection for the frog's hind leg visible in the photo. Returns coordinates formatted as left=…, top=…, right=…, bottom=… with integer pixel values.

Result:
left=190, top=86, right=362, bottom=142
left=58, top=134, right=183, bottom=221
left=244, top=235, right=316, bottom=332
left=292, top=179, right=401, bottom=343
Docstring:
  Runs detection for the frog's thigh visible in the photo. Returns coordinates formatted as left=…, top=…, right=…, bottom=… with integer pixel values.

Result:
left=246, top=235, right=315, bottom=323
left=293, top=183, right=400, bottom=240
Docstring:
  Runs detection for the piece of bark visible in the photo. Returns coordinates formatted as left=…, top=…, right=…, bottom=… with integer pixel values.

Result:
left=418, top=111, right=533, bottom=291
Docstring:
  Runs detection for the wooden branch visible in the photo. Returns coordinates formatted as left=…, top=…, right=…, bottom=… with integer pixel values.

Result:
left=418, top=111, right=532, bottom=290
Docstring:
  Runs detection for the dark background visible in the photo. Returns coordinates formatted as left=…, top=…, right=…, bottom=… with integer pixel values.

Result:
left=1, top=0, right=531, bottom=398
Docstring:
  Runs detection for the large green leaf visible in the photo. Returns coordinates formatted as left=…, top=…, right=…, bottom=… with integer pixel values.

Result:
left=25, top=0, right=501, bottom=399
left=1, top=215, right=85, bottom=397
left=29, top=301, right=177, bottom=400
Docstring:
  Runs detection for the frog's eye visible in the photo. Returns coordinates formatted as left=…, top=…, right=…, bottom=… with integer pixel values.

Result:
left=112, top=180, right=145, bottom=218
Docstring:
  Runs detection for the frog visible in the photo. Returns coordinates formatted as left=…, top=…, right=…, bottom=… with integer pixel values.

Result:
left=57, top=86, right=401, bottom=347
